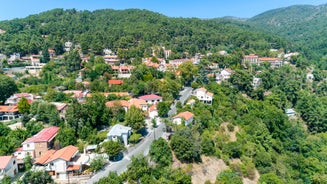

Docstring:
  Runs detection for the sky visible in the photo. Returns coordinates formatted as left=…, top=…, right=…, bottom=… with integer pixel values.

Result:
left=0, top=0, right=327, bottom=21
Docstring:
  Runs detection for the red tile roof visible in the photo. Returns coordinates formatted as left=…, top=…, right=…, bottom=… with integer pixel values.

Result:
left=259, top=57, right=280, bottom=61
left=23, top=126, right=59, bottom=144
left=149, top=105, right=157, bottom=112
left=0, top=156, right=13, bottom=169
left=105, top=100, right=129, bottom=108
left=67, top=164, right=80, bottom=171
left=173, top=111, right=194, bottom=121
left=0, top=105, right=18, bottom=113
left=34, top=150, right=56, bottom=165
left=108, top=80, right=123, bottom=85
left=34, top=146, right=78, bottom=165
left=138, top=94, right=162, bottom=101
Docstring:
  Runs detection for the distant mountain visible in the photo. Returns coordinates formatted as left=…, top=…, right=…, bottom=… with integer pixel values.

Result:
left=247, top=4, right=327, bottom=68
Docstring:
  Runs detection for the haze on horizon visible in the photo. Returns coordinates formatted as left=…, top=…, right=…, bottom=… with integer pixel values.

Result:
left=0, top=0, right=327, bottom=21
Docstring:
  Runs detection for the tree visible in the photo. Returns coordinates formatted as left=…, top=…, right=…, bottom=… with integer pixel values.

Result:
left=170, top=128, right=201, bottom=163
left=90, top=156, right=106, bottom=172
left=95, top=172, right=123, bottom=184
left=41, top=47, right=50, bottom=63
left=216, top=169, right=242, bottom=184
left=149, top=138, right=172, bottom=167
left=0, top=75, right=18, bottom=104
left=129, top=133, right=142, bottom=144
left=1, top=175, right=11, bottom=184
left=157, top=102, right=170, bottom=117
left=101, top=141, right=124, bottom=160
left=125, top=155, right=151, bottom=182
left=125, top=105, right=145, bottom=131
left=178, top=61, right=198, bottom=85
left=229, top=69, right=252, bottom=93
left=17, top=97, right=30, bottom=114
left=64, top=50, right=81, bottom=73
left=258, top=173, right=285, bottom=184
left=19, top=170, right=53, bottom=184
left=56, top=126, right=77, bottom=147
left=24, top=155, right=32, bottom=171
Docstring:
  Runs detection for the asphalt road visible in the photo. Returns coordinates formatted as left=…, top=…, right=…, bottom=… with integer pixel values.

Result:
left=86, top=122, right=166, bottom=184
left=168, top=87, right=193, bottom=116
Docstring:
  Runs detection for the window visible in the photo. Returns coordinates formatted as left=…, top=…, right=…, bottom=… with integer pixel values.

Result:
left=13, top=160, right=16, bottom=165
left=39, top=152, right=42, bottom=156
left=27, top=144, right=30, bottom=148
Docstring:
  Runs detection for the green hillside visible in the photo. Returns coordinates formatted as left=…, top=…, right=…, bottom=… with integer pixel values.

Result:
left=248, top=4, right=327, bottom=69
left=0, top=8, right=287, bottom=58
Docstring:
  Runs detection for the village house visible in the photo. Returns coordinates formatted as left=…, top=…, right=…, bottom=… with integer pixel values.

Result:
left=193, top=87, right=214, bottom=104
left=259, top=57, right=283, bottom=68
left=169, top=59, right=192, bottom=68
left=0, top=105, right=19, bottom=121
left=242, top=54, right=259, bottom=66
left=111, top=65, right=135, bottom=78
left=105, top=98, right=148, bottom=112
left=216, top=68, right=232, bottom=83
left=172, top=111, right=194, bottom=126
left=138, top=94, right=162, bottom=104
left=104, top=55, right=120, bottom=64
left=50, top=102, right=68, bottom=119
left=63, top=90, right=89, bottom=103
left=107, top=124, right=132, bottom=146
left=108, top=79, right=124, bottom=86
left=21, top=126, right=59, bottom=159
left=148, top=104, right=158, bottom=119
left=252, top=77, right=262, bottom=89
left=34, top=145, right=80, bottom=180
left=5, top=93, right=41, bottom=106
left=105, top=100, right=130, bottom=112
left=0, top=156, right=18, bottom=181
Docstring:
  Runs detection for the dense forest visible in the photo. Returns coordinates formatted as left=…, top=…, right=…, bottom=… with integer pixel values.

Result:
left=248, top=4, right=327, bottom=69
left=0, top=8, right=288, bottom=58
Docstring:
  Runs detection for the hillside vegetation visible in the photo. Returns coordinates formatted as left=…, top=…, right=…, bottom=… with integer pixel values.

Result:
left=248, top=4, right=327, bottom=69
left=0, top=8, right=287, bottom=58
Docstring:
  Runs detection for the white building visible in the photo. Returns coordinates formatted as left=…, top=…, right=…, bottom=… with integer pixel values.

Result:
left=193, top=87, right=213, bottom=104
left=107, top=124, right=132, bottom=146
left=0, top=156, right=18, bottom=180
left=252, top=77, right=262, bottom=89
left=172, top=111, right=194, bottom=126
left=34, top=145, right=80, bottom=180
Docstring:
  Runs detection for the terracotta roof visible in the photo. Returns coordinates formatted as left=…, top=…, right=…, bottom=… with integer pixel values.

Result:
left=223, top=68, right=233, bottom=73
left=244, top=54, right=258, bottom=58
left=87, top=92, right=130, bottom=98
left=0, top=105, right=18, bottom=113
left=23, top=126, right=59, bottom=144
left=207, top=92, right=214, bottom=97
left=106, top=100, right=129, bottom=108
left=34, top=150, right=56, bottom=165
left=50, top=102, right=67, bottom=111
left=173, top=111, right=194, bottom=121
left=128, top=98, right=147, bottom=109
left=0, top=156, right=13, bottom=169
left=44, top=145, right=78, bottom=164
left=149, top=105, right=157, bottom=112
left=67, top=164, right=80, bottom=171
left=138, top=94, right=162, bottom=101
left=259, top=57, right=280, bottom=61
left=197, top=87, right=207, bottom=93
left=108, top=80, right=123, bottom=85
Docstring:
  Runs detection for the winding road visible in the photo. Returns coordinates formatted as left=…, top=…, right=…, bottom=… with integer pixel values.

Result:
left=86, top=87, right=193, bottom=183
